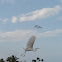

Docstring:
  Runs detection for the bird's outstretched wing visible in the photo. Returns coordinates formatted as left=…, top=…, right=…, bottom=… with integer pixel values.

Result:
left=35, top=25, right=38, bottom=27
left=26, top=35, right=36, bottom=48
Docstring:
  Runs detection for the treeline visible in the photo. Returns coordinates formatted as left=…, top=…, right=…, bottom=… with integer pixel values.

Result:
left=0, top=55, right=44, bottom=62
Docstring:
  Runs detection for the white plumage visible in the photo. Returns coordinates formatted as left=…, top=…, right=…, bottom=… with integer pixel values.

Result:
left=25, top=35, right=36, bottom=51
left=21, top=35, right=39, bottom=56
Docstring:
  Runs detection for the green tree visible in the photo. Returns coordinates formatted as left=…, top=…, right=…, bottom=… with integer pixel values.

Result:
left=32, top=59, right=36, bottom=62
left=41, top=59, right=44, bottom=62
left=0, top=58, right=5, bottom=62
left=6, top=55, right=19, bottom=62
left=37, top=57, right=40, bottom=62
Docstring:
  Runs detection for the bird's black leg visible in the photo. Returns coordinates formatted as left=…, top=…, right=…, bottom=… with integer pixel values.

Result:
left=21, top=51, right=26, bottom=56
left=23, top=52, right=26, bottom=57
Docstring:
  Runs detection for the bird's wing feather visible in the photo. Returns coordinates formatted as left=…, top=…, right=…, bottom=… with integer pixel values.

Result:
left=26, top=35, right=36, bottom=48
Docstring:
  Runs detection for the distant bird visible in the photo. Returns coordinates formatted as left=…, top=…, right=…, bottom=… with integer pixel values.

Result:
left=35, top=25, right=38, bottom=27
left=34, top=25, right=42, bottom=28
left=38, top=26, right=42, bottom=28
left=21, top=35, right=39, bottom=56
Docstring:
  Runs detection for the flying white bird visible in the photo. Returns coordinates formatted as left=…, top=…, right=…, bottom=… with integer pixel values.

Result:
left=21, top=35, right=39, bottom=56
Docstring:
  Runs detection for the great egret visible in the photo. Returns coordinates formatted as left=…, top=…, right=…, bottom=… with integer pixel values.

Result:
left=21, top=35, right=39, bottom=56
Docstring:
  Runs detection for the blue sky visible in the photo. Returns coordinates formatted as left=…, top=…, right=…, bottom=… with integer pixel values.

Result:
left=0, top=0, right=62, bottom=62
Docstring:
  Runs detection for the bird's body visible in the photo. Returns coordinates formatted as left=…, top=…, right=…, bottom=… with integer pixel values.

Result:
left=25, top=35, right=36, bottom=51
left=21, top=35, right=39, bottom=56
left=24, top=48, right=34, bottom=51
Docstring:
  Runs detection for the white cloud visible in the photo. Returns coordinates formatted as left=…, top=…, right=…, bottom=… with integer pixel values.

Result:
left=12, top=16, right=17, bottom=23
left=20, top=5, right=61, bottom=22
left=2, top=18, right=8, bottom=24
left=0, top=30, right=36, bottom=41
left=0, top=18, right=8, bottom=24
left=38, top=29, right=62, bottom=38
left=0, top=5, right=61, bottom=24
left=0, top=29, right=62, bottom=41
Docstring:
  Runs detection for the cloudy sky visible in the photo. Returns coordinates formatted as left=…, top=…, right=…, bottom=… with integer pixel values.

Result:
left=0, top=0, right=62, bottom=62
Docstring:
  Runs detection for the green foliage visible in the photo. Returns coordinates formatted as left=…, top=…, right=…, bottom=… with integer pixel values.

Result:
left=0, top=58, right=5, bottom=62
left=6, top=55, right=19, bottom=62
left=0, top=55, right=44, bottom=62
